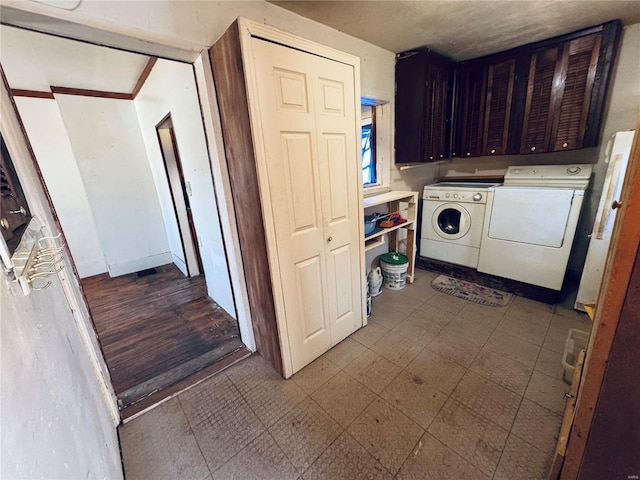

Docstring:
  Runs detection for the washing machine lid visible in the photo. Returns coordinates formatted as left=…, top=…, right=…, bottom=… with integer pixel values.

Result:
left=504, top=164, right=592, bottom=189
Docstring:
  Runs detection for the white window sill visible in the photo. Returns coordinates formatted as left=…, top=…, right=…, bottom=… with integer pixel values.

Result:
left=363, top=184, right=390, bottom=198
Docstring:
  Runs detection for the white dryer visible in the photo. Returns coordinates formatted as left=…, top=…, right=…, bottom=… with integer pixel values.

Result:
left=478, top=165, right=593, bottom=290
left=421, top=182, right=497, bottom=268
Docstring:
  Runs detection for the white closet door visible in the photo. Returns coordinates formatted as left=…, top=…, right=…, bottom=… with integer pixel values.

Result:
left=251, top=37, right=362, bottom=373
left=313, top=59, right=361, bottom=345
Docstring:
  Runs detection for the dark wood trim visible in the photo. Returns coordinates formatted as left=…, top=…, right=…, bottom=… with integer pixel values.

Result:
left=210, top=21, right=284, bottom=376
left=10, top=89, right=55, bottom=99
left=50, top=86, right=133, bottom=100
left=131, top=57, right=158, bottom=99
left=561, top=121, right=640, bottom=478
left=167, top=124, right=204, bottom=274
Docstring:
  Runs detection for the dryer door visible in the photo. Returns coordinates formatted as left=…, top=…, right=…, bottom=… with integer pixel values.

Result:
left=488, top=187, right=574, bottom=247
left=432, top=203, right=471, bottom=240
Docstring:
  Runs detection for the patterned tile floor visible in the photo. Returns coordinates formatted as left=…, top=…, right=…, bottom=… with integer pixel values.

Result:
left=119, top=268, right=591, bottom=479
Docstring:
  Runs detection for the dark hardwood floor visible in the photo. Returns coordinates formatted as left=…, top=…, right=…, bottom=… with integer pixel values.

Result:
left=82, top=264, right=246, bottom=412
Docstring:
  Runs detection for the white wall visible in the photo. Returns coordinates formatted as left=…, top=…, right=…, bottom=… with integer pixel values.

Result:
left=56, top=94, right=172, bottom=277
left=1, top=80, right=122, bottom=479
left=14, top=97, right=107, bottom=278
left=134, top=59, right=236, bottom=317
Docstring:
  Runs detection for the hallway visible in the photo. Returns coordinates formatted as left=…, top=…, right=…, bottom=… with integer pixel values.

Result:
left=82, top=264, right=246, bottom=415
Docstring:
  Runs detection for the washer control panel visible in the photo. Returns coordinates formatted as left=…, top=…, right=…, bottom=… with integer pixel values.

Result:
left=504, top=164, right=592, bottom=188
left=424, top=188, right=488, bottom=204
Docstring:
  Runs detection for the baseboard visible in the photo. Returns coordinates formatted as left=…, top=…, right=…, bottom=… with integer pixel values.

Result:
left=107, top=252, right=173, bottom=278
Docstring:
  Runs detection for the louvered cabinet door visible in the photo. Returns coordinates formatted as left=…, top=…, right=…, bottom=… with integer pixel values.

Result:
left=551, top=33, right=602, bottom=151
left=483, top=59, right=516, bottom=156
left=520, top=46, right=561, bottom=154
left=457, top=61, right=486, bottom=158
left=424, top=60, right=454, bottom=161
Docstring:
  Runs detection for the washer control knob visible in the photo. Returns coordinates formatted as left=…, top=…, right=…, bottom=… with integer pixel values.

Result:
left=473, top=193, right=482, bottom=201
left=567, top=166, right=581, bottom=175
left=445, top=193, right=450, bottom=198
left=453, top=193, right=459, bottom=199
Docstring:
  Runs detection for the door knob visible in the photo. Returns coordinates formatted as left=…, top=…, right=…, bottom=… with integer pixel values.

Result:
left=9, top=207, right=27, bottom=215
left=612, top=200, right=623, bottom=210
left=327, top=236, right=333, bottom=242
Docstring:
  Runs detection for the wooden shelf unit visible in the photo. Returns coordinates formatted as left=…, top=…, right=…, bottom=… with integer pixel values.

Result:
left=363, top=191, right=419, bottom=283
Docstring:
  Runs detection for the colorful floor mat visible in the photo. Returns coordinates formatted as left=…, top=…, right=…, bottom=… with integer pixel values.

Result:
left=431, top=275, right=513, bottom=307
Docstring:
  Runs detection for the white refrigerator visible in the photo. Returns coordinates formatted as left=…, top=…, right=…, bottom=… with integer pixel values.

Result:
left=575, top=130, right=636, bottom=311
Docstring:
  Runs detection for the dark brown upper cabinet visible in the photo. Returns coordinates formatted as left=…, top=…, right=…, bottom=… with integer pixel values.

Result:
left=520, top=22, right=620, bottom=154
left=455, top=47, right=529, bottom=158
left=395, top=48, right=455, bottom=163
left=398, top=20, right=621, bottom=162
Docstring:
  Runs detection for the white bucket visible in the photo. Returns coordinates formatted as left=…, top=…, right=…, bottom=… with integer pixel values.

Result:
left=380, top=252, right=409, bottom=290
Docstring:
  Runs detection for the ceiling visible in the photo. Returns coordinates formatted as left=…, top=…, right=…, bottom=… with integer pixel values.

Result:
left=270, top=0, right=640, bottom=60
left=0, top=25, right=150, bottom=92
left=2, top=1, right=639, bottom=92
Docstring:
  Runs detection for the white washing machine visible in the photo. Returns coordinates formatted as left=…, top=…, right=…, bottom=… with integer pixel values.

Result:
left=421, top=182, right=498, bottom=268
left=478, top=164, right=593, bottom=290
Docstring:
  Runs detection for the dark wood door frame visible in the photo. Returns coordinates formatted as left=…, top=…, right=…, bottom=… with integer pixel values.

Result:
left=560, top=119, right=640, bottom=478
left=155, top=113, right=204, bottom=276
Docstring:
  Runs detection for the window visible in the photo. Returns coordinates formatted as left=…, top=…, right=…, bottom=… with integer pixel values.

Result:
left=361, top=105, right=376, bottom=186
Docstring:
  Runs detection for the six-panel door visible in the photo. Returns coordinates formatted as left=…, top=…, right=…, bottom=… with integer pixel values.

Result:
left=251, top=38, right=362, bottom=373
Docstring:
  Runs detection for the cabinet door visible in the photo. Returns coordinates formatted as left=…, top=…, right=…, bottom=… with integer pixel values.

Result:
left=424, top=57, right=454, bottom=161
left=0, top=140, right=30, bottom=248
left=551, top=33, right=602, bottom=151
left=483, top=59, right=516, bottom=155
left=395, top=51, right=427, bottom=163
left=456, top=61, right=486, bottom=158
left=520, top=46, right=561, bottom=154
left=251, top=38, right=362, bottom=373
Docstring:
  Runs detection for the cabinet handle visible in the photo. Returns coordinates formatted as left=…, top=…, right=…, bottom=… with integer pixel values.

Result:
left=490, top=149, right=496, bottom=154
left=530, top=146, right=536, bottom=152
left=562, top=142, right=568, bottom=148
left=0, top=218, right=8, bottom=230
left=429, top=156, right=433, bottom=160
left=327, top=236, right=333, bottom=242
left=466, top=152, right=471, bottom=157
left=440, top=154, right=444, bottom=158
left=612, top=200, right=622, bottom=210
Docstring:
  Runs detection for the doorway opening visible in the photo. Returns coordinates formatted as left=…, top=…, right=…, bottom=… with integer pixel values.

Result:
left=1, top=24, right=249, bottom=418
left=156, top=114, right=203, bottom=277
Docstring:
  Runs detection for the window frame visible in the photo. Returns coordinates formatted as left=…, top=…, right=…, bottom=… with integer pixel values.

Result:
left=361, top=97, right=391, bottom=196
